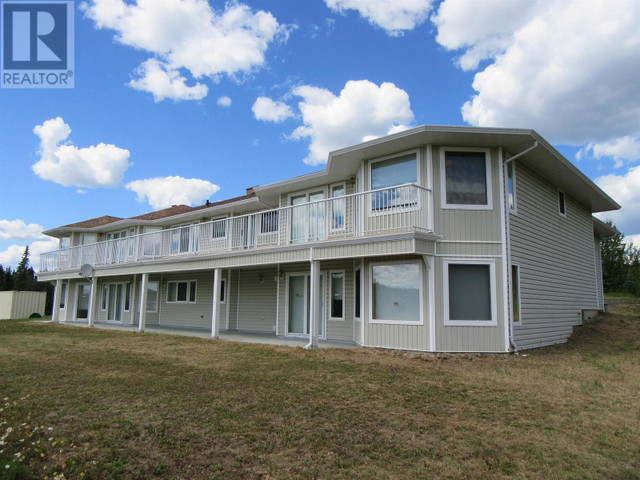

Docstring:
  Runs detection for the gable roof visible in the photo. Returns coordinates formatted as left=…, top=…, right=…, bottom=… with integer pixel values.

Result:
left=60, top=215, right=123, bottom=229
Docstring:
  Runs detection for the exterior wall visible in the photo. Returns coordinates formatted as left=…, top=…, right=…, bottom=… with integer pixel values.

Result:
left=510, top=162, right=599, bottom=349
left=0, top=291, right=46, bottom=319
left=234, top=266, right=278, bottom=333
left=431, top=145, right=507, bottom=353
left=594, top=234, right=604, bottom=311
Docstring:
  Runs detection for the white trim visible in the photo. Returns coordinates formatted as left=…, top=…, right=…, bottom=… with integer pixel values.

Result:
left=59, top=281, right=68, bottom=310
left=368, top=259, right=424, bottom=326
left=506, top=160, right=518, bottom=215
left=166, top=280, right=197, bottom=303
left=100, top=283, right=108, bottom=311
left=145, top=281, right=159, bottom=313
left=428, top=256, right=436, bottom=352
left=511, top=263, right=522, bottom=326
left=499, top=147, right=512, bottom=351
left=440, top=147, right=493, bottom=210
left=284, top=271, right=327, bottom=339
left=219, top=278, right=227, bottom=304
left=426, top=144, right=434, bottom=231
left=353, top=266, right=361, bottom=322
left=443, top=259, right=498, bottom=327
left=225, top=271, right=231, bottom=330
left=328, top=270, right=345, bottom=321
left=557, top=189, right=567, bottom=217
left=275, top=266, right=280, bottom=334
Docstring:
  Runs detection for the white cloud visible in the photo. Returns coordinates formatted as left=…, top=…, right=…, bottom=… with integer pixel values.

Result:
left=326, top=0, right=433, bottom=36
left=595, top=166, right=640, bottom=237
left=252, top=96, right=294, bottom=122
left=0, top=239, right=59, bottom=270
left=32, top=117, right=131, bottom=189
left=125, top=176, right=220, bottom=210
left=576, top=137, right=640, bottom=168
left=432, top=0, right=640, bottom=149
left=82, top=0, right=284, bottom=101
left=0, top=220, right=44, bottom=240
left=627, top=234, right=640, bottom=249
left=217, top=96, right=232, bottom=107
left=129, top=58, right=208, bottom=102
left=288, top=80, right=414, bottom=165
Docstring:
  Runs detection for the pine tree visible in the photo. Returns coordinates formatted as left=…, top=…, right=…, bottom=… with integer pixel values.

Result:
left=13, top=247, right=38, bottom=291
left=600, top=220, right=627, bottom=292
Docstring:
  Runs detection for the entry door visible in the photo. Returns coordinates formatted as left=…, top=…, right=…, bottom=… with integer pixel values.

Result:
left=290, top=191, right=325, bottom=243
left=75, top=283, right=91, bottom=320
left=287, top=274, right=325, bottom=337
left=107, top=283, right=124, bottom=322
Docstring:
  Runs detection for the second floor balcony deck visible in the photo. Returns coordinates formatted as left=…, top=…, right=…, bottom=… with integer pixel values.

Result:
left=40, top=184, right=432, bottom=273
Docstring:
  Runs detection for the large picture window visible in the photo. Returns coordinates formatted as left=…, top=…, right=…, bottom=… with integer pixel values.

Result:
left=444, top=260, right=497, bottom=326
left=167, top=280, right=196, bottom=303
left=370, top=261, right=422, bottom=324
left=442, top=149, right=492, bottom=209
left=146, top=281, right=159, bottom=312
left=370, top=153, right=418, bottom=211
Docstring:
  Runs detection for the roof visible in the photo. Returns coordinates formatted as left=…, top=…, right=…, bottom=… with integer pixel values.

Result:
left=60, top=215, right=123, bottom=229
left=131, top=205, right=194, bottom=220
left=593, top=217, right=619, bottom=237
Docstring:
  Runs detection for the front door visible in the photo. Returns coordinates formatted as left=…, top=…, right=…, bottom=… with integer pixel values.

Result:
left=287, top=273, right=325, bottom=338
left=75, top=283, right=91, bottom=320
left=107, top=283, right=124, bottom=322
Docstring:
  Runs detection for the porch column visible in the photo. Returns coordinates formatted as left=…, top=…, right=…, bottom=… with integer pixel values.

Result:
left=305, top=260, right=320, bottom=349
left=52, top=279, right=61, bottom=323
left=87, top=279, right=97, bottom=327
left=211, top=268, right=222, bottom=338
left=138, top=273, right=148, bottom=332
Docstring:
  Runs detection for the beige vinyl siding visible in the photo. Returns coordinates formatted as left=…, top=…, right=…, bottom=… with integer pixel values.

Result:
left=235, top=267, right=278, bottom=333
left=510, top=162, right=599, bottom=350
left=0, top=291, right=46, bottom=320
left=227, top=269, right=239, bottom=330
left=156, top=271, right=218, bottom=329
left=594, top=235, right=604, bottom=311
left=324, top=259, right=354, bottom=342
left=431, top=146, right=506, bottom=353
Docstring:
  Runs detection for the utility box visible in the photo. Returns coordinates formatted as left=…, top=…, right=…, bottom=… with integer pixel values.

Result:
left=0, top=291, right=46, bottom=320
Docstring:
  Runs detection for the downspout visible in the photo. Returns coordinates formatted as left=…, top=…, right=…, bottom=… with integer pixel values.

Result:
left=502, top=142, right=537, bottom=353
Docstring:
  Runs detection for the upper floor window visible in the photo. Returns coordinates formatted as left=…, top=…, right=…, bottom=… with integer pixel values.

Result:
left=331, top=184, right=345, bottom=230
left=507, top=162, right=517, bottom=213
left=558, top=190, right=566, bottom=217
left=370, top=152, right=419, bottom=211
left=60, top=235, right=70, bottom=250
left=211, top=217, right=227, bottom=239
left=441, top=149, right=492, bottom=210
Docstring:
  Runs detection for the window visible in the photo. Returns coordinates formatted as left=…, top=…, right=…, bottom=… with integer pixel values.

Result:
left=444, top=260, right=497, bottom=326
left=146, top=281, right=159, bottom=312
left=101, top=284, right=108, bottom=311
left=219, top=279, right=226, bottom=304
left=354, top=268, right=361, bottom=320
left=511, top=265, right=521, bottom=325
left=211, top=217, right=227, bottom=239
left=124, top=283, right=131, bottom=312
left=60, top=235, right=70, bottom=250
left=330, top=272, right=344, bottom=320
left=260, top=211, right=279, bottom=234
left=331, top=184, right=346, bottom=230
left=59, top=282, right=67, bottom=309
left=167, top=280, right=197, bottom=303
left=507, top=162, right=516, bottom=212
left=370, top=153, right=418, bottom=211
left=442, top=149, right=492, bottom=209
left=558, top=190, right=566, bottom=216
left=370, top=261, right=422, bottom=324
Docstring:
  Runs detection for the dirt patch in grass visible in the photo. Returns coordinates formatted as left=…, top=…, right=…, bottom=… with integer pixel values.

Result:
left=1, top=307, right=639, bottom=480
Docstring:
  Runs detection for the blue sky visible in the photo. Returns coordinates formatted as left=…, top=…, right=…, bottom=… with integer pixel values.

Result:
left=1, top=0, right=639, bottom=268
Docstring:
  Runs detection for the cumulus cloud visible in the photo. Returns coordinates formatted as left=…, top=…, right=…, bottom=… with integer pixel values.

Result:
left=217, top=96, right=232, bottom=107
left=130, top=58, right=208, bottom=102
left=0, top=238, right=60, bottom=270
left=432, top=0, right=640, bottom=150
left=288, top=80, right=414, bottom=165
left=32, top=117, right=131, bottom=189
left=252, top=96, right=294, bottom=122
left=125, top=176, right=220, bottom=210
left=326, top=0, right=433, bottom=36
left=576, top=137, right=640, bottom=168
left=82, top=0, right=284, bottom=101
left=0, top=220, right=45, bottom=240
left=595, top=166, right=640, bottom=237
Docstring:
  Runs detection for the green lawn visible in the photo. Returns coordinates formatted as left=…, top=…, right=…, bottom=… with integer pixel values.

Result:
left=1, top=300, right=639, bottom=480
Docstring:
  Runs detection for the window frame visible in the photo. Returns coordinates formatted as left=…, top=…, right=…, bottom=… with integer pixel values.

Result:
left=59, top=282, right=67, bottom=309
left=219, top=278, right=227, bottom=304
left=166, top=280, right=197, bottom=304
left=511, top=264, right=522, bottom=325
left=369, top=260, right=424, bottom=326
left=368, top=150, right=421, bottom=216
left=210, top=216, right=228, bottom=239
left=443, top=259, right=498, bottom=327
left=146, top=281, right=159, bottom=313
left=329, top=182, right=347, bottom=232
left=328, top=270, right=345, bottom=321
left=440, top=147, right=493, bottom=210
left=100, top=283, right=108, bottom=311
left=506, top=161, right=517, bottom=214
left=558, top=189, right=567, bottom=217
left=354, top=267, right=361, bottom=322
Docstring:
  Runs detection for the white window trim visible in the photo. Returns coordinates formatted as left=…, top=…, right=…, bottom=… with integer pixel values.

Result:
left=328, top=270, right=345, bottom=321
left=124, top=282, right=131, bottom=312
left=166, top=280, right=197, bottom=304
left=557, top=189, right=567, bottom=217
left=59, top=282, right=68, bottom=310
left=100, top=284, right=108, bottom=311
left=146, top=281, right=159, bottom=313
left=443, top=259, right=498, bottom=327
left=210, top=215, right=228, bottom=239
left=354, top=267, right=361, bottom=322
left=219, top=278, right=227, bottom=304
left=329, top=182, right=347, bottom=232
left=287, top=186, right=328, bottom=206
left=511, top=263, right=522, bottom=326
left=284, top=271, right=327, bottom=339
left=369, top=260, right=424, bottom=326
left=440, top=147, right=493, bottom=211
left=506, top=161, right=517, bottom=214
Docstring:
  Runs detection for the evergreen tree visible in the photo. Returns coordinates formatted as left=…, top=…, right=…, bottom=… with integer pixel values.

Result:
left=600, top=220, right=627, bottom=293
left=13, top=247, right=38, bottom=291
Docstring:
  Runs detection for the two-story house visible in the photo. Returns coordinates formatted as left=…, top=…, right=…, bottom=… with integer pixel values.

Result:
left=37, top=126, right=620, bottom=352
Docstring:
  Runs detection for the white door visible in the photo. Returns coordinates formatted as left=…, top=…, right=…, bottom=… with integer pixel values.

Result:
left=290, top=191, right=325, bottom=243
left=287, top=273, right=325, bottom=338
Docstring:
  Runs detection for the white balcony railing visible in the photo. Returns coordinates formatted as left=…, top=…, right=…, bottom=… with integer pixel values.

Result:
left=39, top=184, right=432, bottom=272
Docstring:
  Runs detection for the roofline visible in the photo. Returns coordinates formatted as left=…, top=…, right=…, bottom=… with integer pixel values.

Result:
left=593, top=217, right=619, bottom=237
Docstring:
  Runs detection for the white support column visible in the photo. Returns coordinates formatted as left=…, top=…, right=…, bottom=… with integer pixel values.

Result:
left=52, top=279, right=61, bottom=323
left=87, top=279, right=97, bottom=327
left=138, top=273, right=148, bottom=332
left=211, top=268, right=222, bottom=338
left=305, top=259, right=320, bottom=350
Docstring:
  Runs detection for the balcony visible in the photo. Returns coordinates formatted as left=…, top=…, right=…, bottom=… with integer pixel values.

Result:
left=39, top=184, right=432, bottom=273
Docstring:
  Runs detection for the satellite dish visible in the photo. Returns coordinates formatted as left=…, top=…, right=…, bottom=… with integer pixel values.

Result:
left=79, top=264, right=95, bottom=279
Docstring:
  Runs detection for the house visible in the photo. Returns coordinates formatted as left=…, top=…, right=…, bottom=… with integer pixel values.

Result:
left=37, top=126, right=620, bottom=352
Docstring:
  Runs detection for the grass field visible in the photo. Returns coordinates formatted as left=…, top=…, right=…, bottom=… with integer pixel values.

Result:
left=1, top=299, right=639, bottom=480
